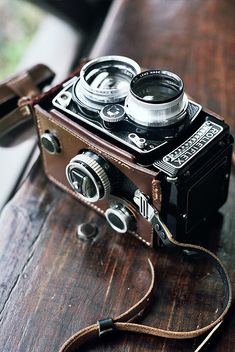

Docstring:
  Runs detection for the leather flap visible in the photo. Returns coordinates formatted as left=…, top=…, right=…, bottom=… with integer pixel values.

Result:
left=0, top=64, right=55, bottom=138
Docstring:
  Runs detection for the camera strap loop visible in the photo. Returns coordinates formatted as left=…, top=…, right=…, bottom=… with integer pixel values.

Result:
left=59, top=191, right=232, bottom=352
left=59, top=259, right=155, bottom=352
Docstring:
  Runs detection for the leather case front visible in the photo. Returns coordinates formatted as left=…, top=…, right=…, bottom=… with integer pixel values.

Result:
left=34, top=66, right=163, bottom=247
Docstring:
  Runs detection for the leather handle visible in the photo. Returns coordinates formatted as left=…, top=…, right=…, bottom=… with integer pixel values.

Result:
left=6, top=72, right=40, bottom=98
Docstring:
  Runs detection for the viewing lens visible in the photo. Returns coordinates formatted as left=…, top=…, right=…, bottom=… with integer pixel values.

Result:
left=73, top=56, right=140, bottom=110
left=84, top=63, right=134, bottom=92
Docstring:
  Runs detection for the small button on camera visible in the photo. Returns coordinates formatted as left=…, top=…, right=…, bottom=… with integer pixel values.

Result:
left=105, top=203, right=135, bottom=233
left=100, top=104, right=125, bottom=129
left=40, top=132, right=60, bottom=154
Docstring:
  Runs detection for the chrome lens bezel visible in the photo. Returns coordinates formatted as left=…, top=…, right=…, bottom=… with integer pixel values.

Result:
left=130, top=70, right=184, bottom=104
left=125, top=70, right=189, bottom=128
left=73, top=55, right=141, bottom=110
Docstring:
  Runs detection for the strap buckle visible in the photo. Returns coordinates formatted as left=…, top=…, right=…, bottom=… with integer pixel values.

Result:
left=133, top=189, right=173, bottom=247
left=97, top=318, right=114, bottom=336
left=18, top=96, right=33, bottom=118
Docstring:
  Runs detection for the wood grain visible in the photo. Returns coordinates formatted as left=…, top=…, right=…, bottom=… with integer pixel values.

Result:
left=91, top=0, right=235, bottom=131
left=0, top=0, right=235, bottom=351
left=1, top=161, right=234, bottom=352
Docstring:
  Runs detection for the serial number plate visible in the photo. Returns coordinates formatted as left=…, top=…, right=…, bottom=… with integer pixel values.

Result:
left=163, top=121, right=223, bottom=168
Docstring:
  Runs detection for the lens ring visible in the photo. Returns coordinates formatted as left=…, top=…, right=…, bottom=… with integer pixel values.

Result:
left=125, top=69, right=188, bottom=128
left=66, top=162, right=102, bottom=202
left=106, top=210, right=127, bottom=233
left=130, top=70, right=184, bottom=104
left=105, top=204, right=134, bottom=233
left=73, top=55, right=141, bottom=110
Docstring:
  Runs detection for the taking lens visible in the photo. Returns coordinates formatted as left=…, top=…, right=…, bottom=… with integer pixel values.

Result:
left=131, top=71, right=183, bottom=103
left=73, top=56, right=141, bottom=111
left=125, top=70, right=188, bottom=127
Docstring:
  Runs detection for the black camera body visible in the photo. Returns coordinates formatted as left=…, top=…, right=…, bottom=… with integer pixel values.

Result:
left=37, top=56, right=233, bottom=246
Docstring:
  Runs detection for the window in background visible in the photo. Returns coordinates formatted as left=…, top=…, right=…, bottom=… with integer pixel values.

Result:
left=0, top=0, right=44, bottom=80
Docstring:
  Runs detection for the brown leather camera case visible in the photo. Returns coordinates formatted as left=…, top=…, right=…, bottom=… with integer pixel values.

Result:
left=34, top=68, right=163, bottom=247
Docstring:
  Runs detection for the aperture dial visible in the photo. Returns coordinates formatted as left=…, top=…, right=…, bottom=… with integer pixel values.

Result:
left=66, top=151, right=111, bottom=202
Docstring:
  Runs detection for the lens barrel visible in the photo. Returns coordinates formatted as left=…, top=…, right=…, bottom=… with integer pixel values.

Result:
left=125, top=70, right=188, bottom=127
left=73, top=56, right=141, bottom=111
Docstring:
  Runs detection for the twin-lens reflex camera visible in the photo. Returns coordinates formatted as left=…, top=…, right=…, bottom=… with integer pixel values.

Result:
left=35, top=56, right=233, bottom=247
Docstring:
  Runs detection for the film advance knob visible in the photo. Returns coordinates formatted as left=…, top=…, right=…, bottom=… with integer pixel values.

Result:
left=66, top=152, right=111, bottom=202
left=105, top=203, right=135, bottom=233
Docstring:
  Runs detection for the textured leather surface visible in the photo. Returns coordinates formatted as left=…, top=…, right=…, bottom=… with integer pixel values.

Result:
left=35, top=104, right=162, bottom=246
left=0, top=64, right=54, bottom=103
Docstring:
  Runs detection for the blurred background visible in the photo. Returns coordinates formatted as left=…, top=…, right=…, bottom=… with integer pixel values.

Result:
left=0, top=0, right=112, bottom=210
left=0, top=0, right=112, bottom=80
left=0, top=0, right=44, bottom=80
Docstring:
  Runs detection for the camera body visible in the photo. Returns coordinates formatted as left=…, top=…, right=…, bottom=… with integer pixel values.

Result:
left=35, top=56, right=233, bottom=247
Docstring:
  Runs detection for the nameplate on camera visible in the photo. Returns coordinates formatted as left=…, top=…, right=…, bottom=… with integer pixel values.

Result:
left=154, top=120, right=223, bottom=176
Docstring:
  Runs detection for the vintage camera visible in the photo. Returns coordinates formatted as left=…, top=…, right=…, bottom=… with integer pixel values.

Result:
left=35, top=56, right=233, bottom=247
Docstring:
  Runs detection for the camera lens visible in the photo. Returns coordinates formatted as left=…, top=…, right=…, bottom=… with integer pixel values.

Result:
left=131, top=71, right=183, bottom=103
left=73, top=56, right=141, bottom=111
left=125, top=70, right=188, bottom=127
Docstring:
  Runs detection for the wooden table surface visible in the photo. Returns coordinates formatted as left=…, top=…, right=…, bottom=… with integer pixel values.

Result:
left=0, top=1, right=235, bottom=351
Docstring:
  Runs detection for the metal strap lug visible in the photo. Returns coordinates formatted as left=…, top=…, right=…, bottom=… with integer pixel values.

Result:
left=133, top=189, right=173, bottom=247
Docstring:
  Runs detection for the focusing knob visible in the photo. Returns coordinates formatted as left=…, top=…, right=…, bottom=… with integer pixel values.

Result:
left=66, top=152, right=111, bottom=202
left=105, top=203, right=135, bottom=233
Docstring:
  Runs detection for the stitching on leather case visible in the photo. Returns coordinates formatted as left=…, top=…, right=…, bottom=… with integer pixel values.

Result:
left=152, top=179, right=162, bottom=208
left=36, top=109, right=47, bottom=172
left=129, top=231, right=151, bottom=246
left=48, top=115, right=134, bottom=171
left=48, top=173, right=150, bottom=245
left=151, top=179, right=163, bottom=246
left=35, top=109, right=150, bottom=245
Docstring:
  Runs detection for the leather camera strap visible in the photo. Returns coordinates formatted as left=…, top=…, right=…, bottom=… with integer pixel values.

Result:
left=0, top=74, right=39, bottom=137
left=59, top=191, right=232, bottom=352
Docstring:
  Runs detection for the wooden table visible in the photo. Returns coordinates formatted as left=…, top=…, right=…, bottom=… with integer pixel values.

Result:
left=0, top=1, right=234, bottom=351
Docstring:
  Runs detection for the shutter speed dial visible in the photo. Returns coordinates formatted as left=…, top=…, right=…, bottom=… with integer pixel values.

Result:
left=66, top=151, right=111, bottom=202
